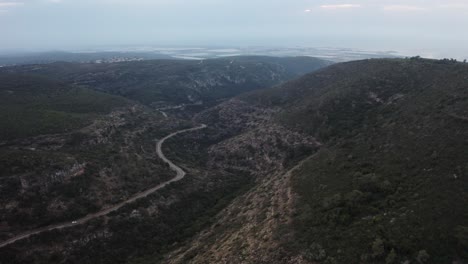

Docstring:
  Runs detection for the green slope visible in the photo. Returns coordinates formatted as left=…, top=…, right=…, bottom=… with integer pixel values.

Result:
left=0, top=56, right=331, bottom=106
left=244, top=58, right=468, bottom=263
left=0, top=73, right=130, bottom=140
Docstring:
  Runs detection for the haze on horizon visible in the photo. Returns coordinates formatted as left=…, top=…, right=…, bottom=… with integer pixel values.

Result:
left=1, top=0, right=467, bottom=59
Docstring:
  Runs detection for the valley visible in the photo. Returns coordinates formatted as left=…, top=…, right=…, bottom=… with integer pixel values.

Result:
left=0, top=56, right=467, bottom=264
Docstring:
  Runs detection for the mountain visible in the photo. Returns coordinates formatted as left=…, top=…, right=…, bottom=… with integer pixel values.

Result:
left=0, top=56, right=332, bottom=109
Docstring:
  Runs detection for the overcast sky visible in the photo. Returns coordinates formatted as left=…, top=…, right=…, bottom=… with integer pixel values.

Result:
left=1, top=0, right=467, bottom=58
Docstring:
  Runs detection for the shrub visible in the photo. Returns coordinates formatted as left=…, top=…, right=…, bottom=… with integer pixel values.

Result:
left=416, top=250, right=430, bottom=263
left=371, top=237, right=386, bottom=259
left=385, top=249, right=397, bottom=264
left=305, top=242, right=327, bottom=261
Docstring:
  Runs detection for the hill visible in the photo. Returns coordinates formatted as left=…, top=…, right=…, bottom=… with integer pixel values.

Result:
left=0, top=73, right=189, bottom=252
left=162, top=58, right=468, bottom=264
left=247, top=58, right=468, bottom=263
left=0, top=73, right=130, bottom=140
left=0, top=56, right=331, bottom=108
left=0, top=51, right=173, bottom=66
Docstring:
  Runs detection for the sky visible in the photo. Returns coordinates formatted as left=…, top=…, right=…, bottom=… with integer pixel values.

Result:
left=0, top=0, right=467, bottom=59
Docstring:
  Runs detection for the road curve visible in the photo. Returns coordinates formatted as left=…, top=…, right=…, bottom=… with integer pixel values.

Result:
left=0, top=124, right=207, bottom=249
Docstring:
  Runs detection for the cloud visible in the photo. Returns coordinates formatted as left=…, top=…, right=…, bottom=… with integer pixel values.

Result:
left=438, top=3, right=468, bottom=10
left=383, top=5, right=427, bottom=12
left=320, top=4, right=361, bottom=10
left=304, top=9, right=311, bottom=12
left=0, top=1, right=24, bottom=7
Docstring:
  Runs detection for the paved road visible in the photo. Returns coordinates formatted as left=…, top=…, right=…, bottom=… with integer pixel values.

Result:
left=0, top=124, right=207, bottom=248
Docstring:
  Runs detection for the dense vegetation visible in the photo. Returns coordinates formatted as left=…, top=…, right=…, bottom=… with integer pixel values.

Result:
left=0, top=124, right=254, bottom=264
left=0, top=56, right=331, bottom=108
left=244, top=58, right=468, bottom=263
left=0, top=73, right=129, bottom=139
left=0, top=104, right=184, bottom=242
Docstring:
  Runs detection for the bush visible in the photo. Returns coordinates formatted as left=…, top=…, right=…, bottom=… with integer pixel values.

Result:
left=371, top=237, right=386, bottom=259
left=385, top=249, right=397, bottom=264
left=304, top=243, right=327, bottom=261
left=416, top=250, right=430, bottom=263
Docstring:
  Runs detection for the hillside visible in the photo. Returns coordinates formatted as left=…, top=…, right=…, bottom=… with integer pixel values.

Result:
left=248, top=58, right=468, bottom=263
left=161, top=58, right=468, bottom=264
left=0, top=73, right=194, bottom=259
left=0, top=73, right=130, bottom=140
left=0, top=56, right=331, bottom=108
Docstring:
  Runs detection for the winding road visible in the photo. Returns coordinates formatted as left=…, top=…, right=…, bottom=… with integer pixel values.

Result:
left=0, top=124, right=207, bottom=248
